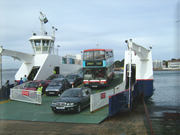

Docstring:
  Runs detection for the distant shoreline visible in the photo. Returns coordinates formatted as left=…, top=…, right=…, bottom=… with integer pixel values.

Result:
left=153, top=68, right=180, bottom=71
left=2, top=69, right=18, bottom=71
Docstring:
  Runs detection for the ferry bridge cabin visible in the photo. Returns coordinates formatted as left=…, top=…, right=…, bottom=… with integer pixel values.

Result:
left=83, top=49, right=114, bottom=87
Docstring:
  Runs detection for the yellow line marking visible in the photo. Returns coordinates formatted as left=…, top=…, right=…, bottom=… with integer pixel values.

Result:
left=77, top=83, right=84, bottom=88
left=96, top=90, right=100, bottom=93
left=0, top=99, right=11, bottom=104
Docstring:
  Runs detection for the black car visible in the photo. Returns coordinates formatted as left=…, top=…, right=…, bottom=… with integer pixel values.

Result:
left=45, top=78, right=70, bottom=96
left=66, top=73, right=83, bottom=87
left=51, top=87, right=93, bottom=113
left=46, top=74, right=65, bottom=84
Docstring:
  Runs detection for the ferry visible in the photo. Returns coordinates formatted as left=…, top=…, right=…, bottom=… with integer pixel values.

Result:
left=0, top=12, right=155, bottom=121
left=0, top=12, right=82, bottom=81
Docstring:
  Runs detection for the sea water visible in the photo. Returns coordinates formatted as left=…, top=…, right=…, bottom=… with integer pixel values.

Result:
left=152, top=71, right=180, bottom=108
left=2, top=70, right=17, bottom=85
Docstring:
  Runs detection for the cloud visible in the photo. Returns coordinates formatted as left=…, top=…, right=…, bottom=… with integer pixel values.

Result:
left=0, top=0, right=179, bottom=69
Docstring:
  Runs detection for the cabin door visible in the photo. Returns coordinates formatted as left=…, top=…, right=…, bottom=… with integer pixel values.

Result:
left=125, top=64, right=136, bottom=89
left=54, top=67, right=60, bottom=74
left=28, top=66, right=40, bottom=81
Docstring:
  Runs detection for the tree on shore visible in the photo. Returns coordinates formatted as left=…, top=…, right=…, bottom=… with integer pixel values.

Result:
left=114, top=59, right=124, bottom=68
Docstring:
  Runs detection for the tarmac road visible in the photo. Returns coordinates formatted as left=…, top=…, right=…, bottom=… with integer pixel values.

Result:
left=0, top=101, right=149, bottom=135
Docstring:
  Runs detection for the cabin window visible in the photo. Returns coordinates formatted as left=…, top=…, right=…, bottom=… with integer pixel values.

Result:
left=43, top=40, right=49, bottom=46
left=42, top=40, right=49, bottom=51
left=62, top=57, right=67, bottom=64
left=30, top=40, right=35, bottom=52
left=34, top=40, right=41, bottom=51
left=34, top=40, right=41, bottom=46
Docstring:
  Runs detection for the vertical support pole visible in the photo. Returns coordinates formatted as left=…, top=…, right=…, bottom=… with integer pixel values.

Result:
left=128, top=39, right=132, bottom=108
left=0, top=53, right=2, bottom=89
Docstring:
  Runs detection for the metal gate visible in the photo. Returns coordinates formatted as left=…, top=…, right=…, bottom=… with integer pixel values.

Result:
left=10, top=89, right=42, bottom=105
left=90, top=89, right=114, bottom=112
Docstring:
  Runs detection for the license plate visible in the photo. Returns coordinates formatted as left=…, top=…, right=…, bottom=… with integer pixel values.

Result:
left=92, top=86, right=97, bottom=87
left=49, top=92, right=55, bottom=94
left=56, top=107, right=65, bottom=109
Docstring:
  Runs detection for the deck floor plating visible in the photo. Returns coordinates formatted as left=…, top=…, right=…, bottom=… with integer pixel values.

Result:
left=0, top=75, right=122, bottom=124
left=0, top=96, right=108, bottom=124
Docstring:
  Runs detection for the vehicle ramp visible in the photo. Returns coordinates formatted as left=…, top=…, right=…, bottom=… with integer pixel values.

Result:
left=0, top=95, right=108, bottom=124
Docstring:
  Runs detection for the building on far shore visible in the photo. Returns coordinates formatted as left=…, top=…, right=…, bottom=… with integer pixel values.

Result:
left=153, top=59, right=180, bottom=71
left=153, top=59, right=163, bottom=70
left=168, top=59, right=180, bottom=68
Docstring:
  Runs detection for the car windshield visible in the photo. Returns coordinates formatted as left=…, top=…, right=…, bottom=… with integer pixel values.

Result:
left=50, top=80, right=62, bottom=86
left=61, top=90, right=81, bottom=97
left=66, top=75, right=76, bottom=79
left=26, top=82, right=38, bottom=88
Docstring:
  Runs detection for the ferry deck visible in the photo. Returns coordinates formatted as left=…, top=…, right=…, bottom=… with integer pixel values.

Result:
left=0, top=74, right=122, bottom=124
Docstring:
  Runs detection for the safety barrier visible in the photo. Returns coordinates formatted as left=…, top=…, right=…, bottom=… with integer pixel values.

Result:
left=109, top=82, right=138, bottom=117
left=114, top=81, right=125, bottom=94
left=10, top=89, right=42, bottom=105
left=90, top=89, right=114, bottom=112
left=109, top=89, right=130, bottom=117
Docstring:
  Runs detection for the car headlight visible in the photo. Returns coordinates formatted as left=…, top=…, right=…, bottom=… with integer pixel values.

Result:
left=52, top=102, right=57, bottom=105
left=66, top=103, right=74, bottom=106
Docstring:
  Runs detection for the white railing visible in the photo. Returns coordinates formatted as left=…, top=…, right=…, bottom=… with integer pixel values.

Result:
left=10, top=89, right=42, bottom=105
left=115, top=81, right=126, bottom=94
left=90, top=89, right=114, bottom=112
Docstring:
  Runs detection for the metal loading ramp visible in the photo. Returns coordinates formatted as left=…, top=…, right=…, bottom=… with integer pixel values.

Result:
left=0, top=95, right=109, bottom=124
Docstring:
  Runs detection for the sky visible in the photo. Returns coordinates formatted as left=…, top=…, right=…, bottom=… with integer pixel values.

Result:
left=0, top=0, right=179, bottom=69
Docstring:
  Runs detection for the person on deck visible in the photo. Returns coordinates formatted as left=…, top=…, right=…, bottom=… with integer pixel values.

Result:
left=13, top=80, right=18, bottom=87
left=37, top=83, right=43, bottom=95
left=19, top=78, right=23, bottom=84
left=4, top=80, right=10, bottom=99
left=22, top=75, right=27, bottom=82
left=53, top=70, right=56, bottom=75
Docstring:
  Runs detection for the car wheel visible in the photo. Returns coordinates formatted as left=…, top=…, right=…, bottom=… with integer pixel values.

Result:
left=76, top=103, right=81, bottom=113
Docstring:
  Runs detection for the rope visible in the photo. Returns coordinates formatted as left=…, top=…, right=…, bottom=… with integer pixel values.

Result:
left=32, top=18, right=39, bottom=32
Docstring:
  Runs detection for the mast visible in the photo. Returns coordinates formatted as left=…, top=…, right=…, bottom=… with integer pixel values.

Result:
left=39, top=11, right=45, bottom=36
